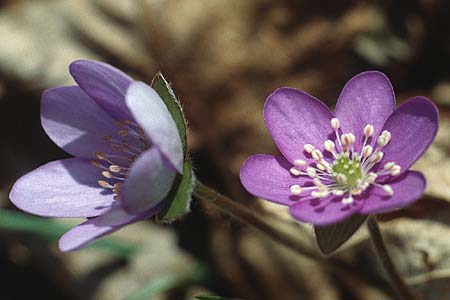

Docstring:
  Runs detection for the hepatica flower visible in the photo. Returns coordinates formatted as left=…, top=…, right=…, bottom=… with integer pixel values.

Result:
left=240, top=72, right=438, bottom=226
left=10, top=60, right=183, bottom=251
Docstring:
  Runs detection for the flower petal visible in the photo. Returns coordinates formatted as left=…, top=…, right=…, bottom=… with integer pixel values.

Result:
left=125, top=81, right=183, bottom=173
left=360, top=171, right=426, bottom=214
left=59, top=202, right=164, bottom=251
left=240, top=154, right=312, bottom=206
left=289, top=196, right=363, bottom=226
left=121, top=147, right=177, bottom=214
left=334, top=71, right=395, bottom=150
left=264, top=87, right=334, bottom=164
left=41, top=86, right=118, bottom=159
left=69, top=60, right=133, bottom=120
left=376, top=97, right=438, bottom=176
left=10, top=158, right=114, bottom=218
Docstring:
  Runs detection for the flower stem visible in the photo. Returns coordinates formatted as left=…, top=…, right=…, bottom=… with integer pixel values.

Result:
left=193, top=181, right=321, bottom=261
left=367, top=215, right=419, bottom=300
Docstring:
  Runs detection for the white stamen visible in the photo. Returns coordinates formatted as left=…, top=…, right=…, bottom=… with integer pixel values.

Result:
left=382, top=184, right=394, bottom=196
left=311, top=149, right=323, bottom=161
left=304, top=144, right=315, bottom=153
left=342, top=196, right=353, bottom=205
left=290, top=185, right=302, bottom=195
left=383, top=162, right=395, bottom=170
left=324, top=140, right=335, bottom=152
left=306, top=167, right=317, bottom=178
left=289, top=167, right=302, bottom=176
left=363, top=124, right=374, bottom=138
left=109, top=165, right=122, bottom=173
left=333, top=190, right=344, bottom=196
left=331, top=118, right=340, bottom=129
left=390, top=165, right=401, bottom=176
left=363, top=145, right=373, bottom=158
left=294, top=159, right=306, bottom=167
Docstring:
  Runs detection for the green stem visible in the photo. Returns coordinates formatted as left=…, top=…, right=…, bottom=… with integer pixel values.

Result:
left=367, top=215, right=419, bottom=300
left=193, top=181, right=321, bottom=261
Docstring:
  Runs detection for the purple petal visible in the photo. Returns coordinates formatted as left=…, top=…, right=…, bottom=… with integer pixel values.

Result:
left=375, top=97, right=438, bottom=176
left=264, top=87, right=334, bottom=164
left=334, top=71, right=395, bottom=150
left=41, top=86, right=119, bottom=159
left=289, top=196, right=363, bottom=226
left=59, top=202, right=164, bottom=251
left=125, top=81, right=183, bottom=173
left=360, top=171, right=425, bottom=214
left=69, top=60, right=133, bottom=120
left=240, top=154, right=312, bottom=206
left=10, top=158, right=114, bottom=218
left=121, top=147, right=177, bottom=214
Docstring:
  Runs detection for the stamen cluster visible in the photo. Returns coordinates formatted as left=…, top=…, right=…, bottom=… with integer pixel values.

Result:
left=289, top=118, right=401, bottom=205
left=91, top=120, right=151, bottom=200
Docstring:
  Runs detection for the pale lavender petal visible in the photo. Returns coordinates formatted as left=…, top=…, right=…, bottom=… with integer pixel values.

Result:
left=334, top=71, right=395, bottom=150
left=69, top=60, right=133, bottom=120
left=41, top=86, right=118, bottom=159
left=264, top=87, right=334, bottom=164
left=240, top=154, right=312, bottom=206
left=10, top=159, right=114, bottom=218
left=121, top=147, right=177, bottom=214
left=125, top=81, right=183, bottom=173
left=375, top=97, right=438, bottom=176
left=360, top=171, right=425, bottom=214
left=289, top=196, right=363, bottom=226
left=59, top=202, right=164, bottom=251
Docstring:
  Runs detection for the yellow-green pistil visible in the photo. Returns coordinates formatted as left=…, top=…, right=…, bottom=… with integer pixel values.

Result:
left=332, top=153, right=362, bottom=187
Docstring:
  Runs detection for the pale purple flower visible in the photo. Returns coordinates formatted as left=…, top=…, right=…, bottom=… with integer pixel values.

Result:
left=10, top=60, right=183, bottom=251
left=240, top=72, right=438, bottom=226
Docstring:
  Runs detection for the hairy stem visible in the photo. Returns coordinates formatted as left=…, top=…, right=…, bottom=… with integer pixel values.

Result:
left=367, top=215, right=419, bottom=300
left=193, top=181, right=321, bottom=260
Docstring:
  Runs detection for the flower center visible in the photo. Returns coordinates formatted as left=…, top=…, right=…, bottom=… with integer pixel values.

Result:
left=332, top=153, right=361, bottom=187
left=288, top=118, right=401, bottom=205
left=91, top=120, right=151, bottom=200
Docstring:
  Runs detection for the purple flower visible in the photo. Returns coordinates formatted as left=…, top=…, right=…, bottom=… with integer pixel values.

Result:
left=10, top=60, right=183, bottom=251
left=240, top=72, right=438, bottom=226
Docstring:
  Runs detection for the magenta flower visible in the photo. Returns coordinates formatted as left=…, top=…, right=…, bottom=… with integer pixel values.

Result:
left=10, top=60, right=183, bottom=251
left=240, top=72, right=438, bottom=226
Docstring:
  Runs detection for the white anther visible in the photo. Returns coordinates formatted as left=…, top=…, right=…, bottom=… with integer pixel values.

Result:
left=341, top=133, right=355, bottom=146
left=366, top=172, right=377, bottom=183
left=377, top=135, right=388, bottom=147
left=102, top=171, right=113, bottom=179
left=382, top=184, right=394, bottom=196
left=382, top=130, right=391, bottom=143
left=316, top=163, right=326, bottom=171
left=290, top=185, right=303, bottom=195
left=324, top=140, right=335, bottom=152
left=363, top=124, right=374, bottom=138
left=97, top=180, right=112, bottom=188
left=294, top=159, right=306, bottom=167
left=383, top=162, right=395, bottom=170
left=351, top=188, right=362, bottom=195
left=374, top=151, right=384, bottom=162
left=313, top=178, right=323, bottom=186
left=342, top=196, right=354, bottom=205
left=333, top=190, right=344, bottom=196
left=109, top=165, right=122, bottom=173
left=363, top=145, right=373, bottom=157
left=331, top=118, right=340, bottom=129
left=336, top=173, right=347, bottom=184
left=289, top=167, right=302, bottom=176
left=390, top=165, right=401, bottom=176
left=306, top=167, right=317, bottom=178
left=304, top=144, right=315, bottom=153
left=312, top=190, right=329, bottom=198
left=311, top=149, right=323, bottom=161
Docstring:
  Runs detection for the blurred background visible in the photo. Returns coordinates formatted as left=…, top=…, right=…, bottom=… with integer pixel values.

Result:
left=0, top=0, right=449, bottom=299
